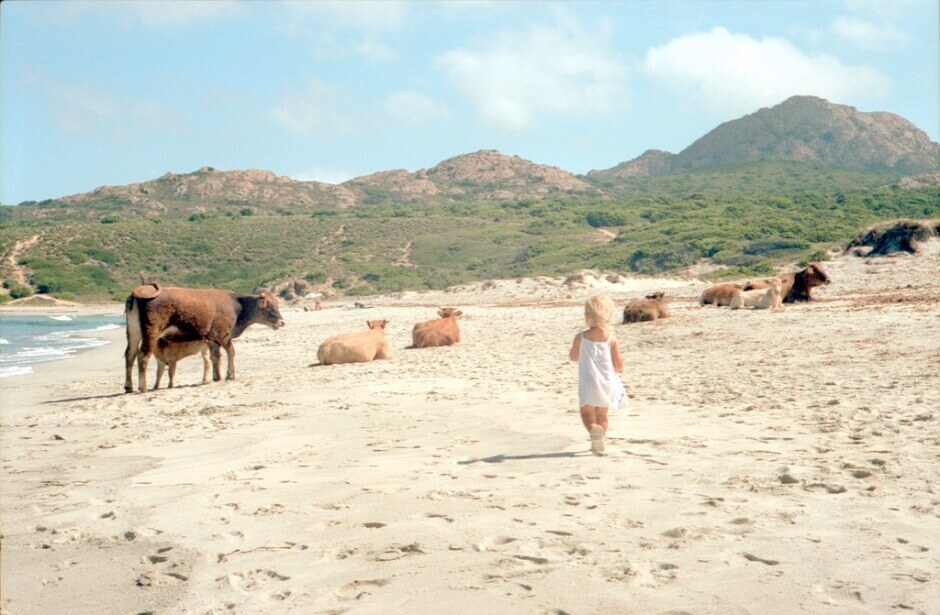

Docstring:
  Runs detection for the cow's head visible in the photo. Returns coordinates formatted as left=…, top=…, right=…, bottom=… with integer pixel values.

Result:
left=257, top=291, right=285, bottom=329
left=437, top=307, right=463, bottom=319
left=804, top=263, right=832, bottom=287
left=367, top=319, right=389, bottom=330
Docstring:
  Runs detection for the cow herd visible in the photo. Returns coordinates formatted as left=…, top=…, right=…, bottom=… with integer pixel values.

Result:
left=123, top=263, right=830, bottom=392
left=623, top=262, right=831, bottom=323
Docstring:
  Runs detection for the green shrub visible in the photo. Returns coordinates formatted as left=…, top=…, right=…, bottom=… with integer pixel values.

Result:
left=8, top=283, right=32, bottom=299
left=799, top=250, right=831, bottom=267
left=100, top=215, right=120, bottom=224
left=239, top=208, right=254, bottom=216
left=585, top=211, right=628, bottom=228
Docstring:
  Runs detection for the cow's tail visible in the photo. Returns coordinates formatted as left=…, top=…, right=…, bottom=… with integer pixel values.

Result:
left=125, top=295, right=143, bottom=347
left=123, top=295, right=145, bottom=392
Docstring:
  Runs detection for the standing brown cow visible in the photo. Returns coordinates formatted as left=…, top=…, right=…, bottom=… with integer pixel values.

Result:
left=124, top=282, right=284, bottom=393
left=412, top=308, right=462, bottom=348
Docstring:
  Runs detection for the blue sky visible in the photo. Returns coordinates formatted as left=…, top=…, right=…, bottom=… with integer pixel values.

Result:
left=2, top=0, right=938, bottom=204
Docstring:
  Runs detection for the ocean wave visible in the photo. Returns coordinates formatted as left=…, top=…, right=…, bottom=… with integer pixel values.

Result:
left=49, top=315, right=73, bottom=321
left=92, top=324, right=122, bottom=331
left=0, top=365, right=34, bottom=378
left=0, top=338, right=8, bottom=345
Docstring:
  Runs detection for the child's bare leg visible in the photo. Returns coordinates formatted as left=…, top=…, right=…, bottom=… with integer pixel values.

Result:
left=595, top=407, right=609, bottom=434
left=579, top=405, right=597, bottom=433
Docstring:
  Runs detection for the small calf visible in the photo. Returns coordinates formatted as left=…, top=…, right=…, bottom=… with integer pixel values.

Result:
left=754, top=280, right=783, bottom=310
left=153, top=339, right=211, bottom=389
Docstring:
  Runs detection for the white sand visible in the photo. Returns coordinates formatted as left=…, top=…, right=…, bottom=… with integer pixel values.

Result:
left=1, top=249, right=938, bottom=614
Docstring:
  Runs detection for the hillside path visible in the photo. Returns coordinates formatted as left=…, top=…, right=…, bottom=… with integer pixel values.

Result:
left=5, top=234, right=39, bottom=286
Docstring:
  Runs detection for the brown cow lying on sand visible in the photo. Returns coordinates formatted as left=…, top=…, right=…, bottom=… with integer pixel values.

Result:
left=412, top=308, right=462, bottom=348
left=744, top=263, right=831, bottom=303
left=623, top=292, right=671, bottom=323
left=153, top=339, right=211, bottom=389
left=700, top=283, right=743, bottom=307
left=317, top=320, right=391, bottom=365
left=125, top=280, right=284, bottom=393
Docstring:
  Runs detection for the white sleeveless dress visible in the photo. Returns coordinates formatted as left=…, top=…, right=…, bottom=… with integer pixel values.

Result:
left=578, top=334, right=627, bottom=410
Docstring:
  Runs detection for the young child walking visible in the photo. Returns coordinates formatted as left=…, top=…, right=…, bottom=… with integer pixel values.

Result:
left=569, top=294, right=626, bottom=455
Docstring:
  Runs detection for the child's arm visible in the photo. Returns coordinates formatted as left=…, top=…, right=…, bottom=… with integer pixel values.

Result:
left=569, top=333, right=581, bottom=361
left=610, top=337, right=625, bottom=373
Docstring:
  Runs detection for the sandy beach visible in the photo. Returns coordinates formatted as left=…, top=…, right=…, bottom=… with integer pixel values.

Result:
left=1, top=249, right=938, bottom=614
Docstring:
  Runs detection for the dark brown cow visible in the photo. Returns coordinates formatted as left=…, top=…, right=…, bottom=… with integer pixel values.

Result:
left=124, top=281, right=284, bottom=393
left=744, top=263, right=831, bottom=303
left=412, top=308, right=462, bottom=348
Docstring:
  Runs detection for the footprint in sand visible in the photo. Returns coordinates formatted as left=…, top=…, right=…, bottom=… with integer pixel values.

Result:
left=335, top=578, right=390, bottom=601
left=375, top=543, right=425, bottom=561
left=896, top=538, right=930, bottom=553
left=473, top=536, right=517, bottom=552
left=224, top=569, right=291, bottom=594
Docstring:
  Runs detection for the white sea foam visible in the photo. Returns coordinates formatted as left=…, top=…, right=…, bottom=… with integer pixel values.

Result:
left=0, top=338, right=8, bottom=345
left=92, top=324, right=121, bottom=331
left=0, top=365, right=34, bottom=378
left=49, top=315, right=73, bottom=321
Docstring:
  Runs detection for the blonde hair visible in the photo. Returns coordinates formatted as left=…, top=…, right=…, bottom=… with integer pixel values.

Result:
left=584, top=294, right=615, bottom=335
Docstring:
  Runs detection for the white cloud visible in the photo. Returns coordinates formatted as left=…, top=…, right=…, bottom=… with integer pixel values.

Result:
left=22, top=68, right=181, bottom=138
left=436, top=19, right=626, bottom=131
left=270, top=80, right=353, bottom=138
left=383, top=91, right=447, bottom=125
left=641, top=27, right=891, bottom=117
left=831, top=17, right=908, bottom=50
left=294, top=168, right=355, bottom=184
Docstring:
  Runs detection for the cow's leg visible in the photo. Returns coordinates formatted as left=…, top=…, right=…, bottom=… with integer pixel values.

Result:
left=124, top=299, right=142, bottom=393
left=168, top=360, right=177, bottom=388
left=224, top=341, right=236, bottom=381
left=210, top=343, right=222, bottom=382
left=200, top=347, right=210, bottom=384
left=154, top=361, right=165, bottom=390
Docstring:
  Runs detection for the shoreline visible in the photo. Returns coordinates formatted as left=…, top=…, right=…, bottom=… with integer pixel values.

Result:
left=0, top=312, right=125, bottom=383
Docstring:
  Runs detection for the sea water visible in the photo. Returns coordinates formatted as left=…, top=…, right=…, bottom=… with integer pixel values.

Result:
left=0, top=314, right=123, bottom=378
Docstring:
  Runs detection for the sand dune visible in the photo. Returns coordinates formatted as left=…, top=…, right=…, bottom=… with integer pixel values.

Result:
left=1, top=247, right=938, bottom=614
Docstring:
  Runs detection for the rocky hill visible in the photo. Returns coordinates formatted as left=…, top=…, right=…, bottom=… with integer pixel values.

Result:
left=345, top=150, right=601, bottom=203
left=590, top=96, right=939, bottom=177
left=29, top=166, right=356, bottom=219
left=586, top=149, right=675, bottom=179
left=26, top=151, right=601, bottom=217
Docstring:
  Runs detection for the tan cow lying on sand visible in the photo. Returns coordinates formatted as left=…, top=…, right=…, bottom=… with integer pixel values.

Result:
left=412, top=308, right=462, bottom=348
left=701, top=283, right=742, bottom=306
left=755, top=279, right=783, bottom=310
left=317, top=320, right=391, bottom=365
left=153, top=339, right=211, bottom=389
left=731, top=280, right=783, bottom=310
left=623, top=292, right=671, bottom=323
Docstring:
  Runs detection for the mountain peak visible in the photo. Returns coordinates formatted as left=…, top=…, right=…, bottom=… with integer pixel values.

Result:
left=591, top=96, right=939, bottom=177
